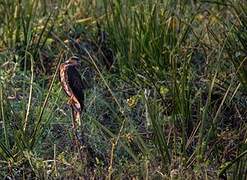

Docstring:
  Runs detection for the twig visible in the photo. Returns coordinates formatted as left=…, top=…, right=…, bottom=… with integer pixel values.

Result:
left=71, top=106, right=84, bottom=163
left=219, top=150, right=247, bottom=177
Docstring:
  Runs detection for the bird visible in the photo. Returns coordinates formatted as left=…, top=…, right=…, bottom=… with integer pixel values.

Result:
left=59, top=56, right=85, bottom=116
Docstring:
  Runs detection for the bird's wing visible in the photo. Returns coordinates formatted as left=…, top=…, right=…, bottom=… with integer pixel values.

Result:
left=67, top=66, right=85, bottom=110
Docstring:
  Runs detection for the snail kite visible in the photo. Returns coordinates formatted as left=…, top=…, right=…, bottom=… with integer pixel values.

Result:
left=59, top=56, right=84, bottom=113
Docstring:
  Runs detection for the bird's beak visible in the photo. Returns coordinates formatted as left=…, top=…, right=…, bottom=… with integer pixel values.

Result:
left=69, top=56, right=80, bottom=66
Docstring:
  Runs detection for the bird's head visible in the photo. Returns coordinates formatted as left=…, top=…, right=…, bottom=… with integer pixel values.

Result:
left=65, top=56, right=80, bottom=66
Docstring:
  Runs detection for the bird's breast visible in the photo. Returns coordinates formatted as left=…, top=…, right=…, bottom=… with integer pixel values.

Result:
left=60, top=64, right=73, bottom=97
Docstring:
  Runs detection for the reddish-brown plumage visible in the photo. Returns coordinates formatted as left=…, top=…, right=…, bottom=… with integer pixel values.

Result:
left=59, top=56, right=84, bottom=113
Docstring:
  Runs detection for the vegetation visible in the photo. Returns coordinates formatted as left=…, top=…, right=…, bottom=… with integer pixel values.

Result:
left=0, top=0, right=246, bottom=179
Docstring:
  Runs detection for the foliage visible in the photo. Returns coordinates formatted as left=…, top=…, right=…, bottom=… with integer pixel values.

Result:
left=0, top=0, right=246, bottom=179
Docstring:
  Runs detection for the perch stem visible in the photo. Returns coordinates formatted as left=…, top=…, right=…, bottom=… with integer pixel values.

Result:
left=71, top=106, right=83, bottom=162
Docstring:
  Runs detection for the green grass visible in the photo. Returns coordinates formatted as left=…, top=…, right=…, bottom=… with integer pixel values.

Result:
left=0, top=0, right=246, bottom=179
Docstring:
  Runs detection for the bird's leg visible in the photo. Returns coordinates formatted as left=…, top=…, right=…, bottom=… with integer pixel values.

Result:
left=71, top=107, right=79, bottom=144
left=71, top=106, right=84, bottom=162
left=69, top=97, right=82, bottom=142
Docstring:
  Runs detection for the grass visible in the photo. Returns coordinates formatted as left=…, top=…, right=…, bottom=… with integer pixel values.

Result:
left=0, top=0, right=246, bottom=179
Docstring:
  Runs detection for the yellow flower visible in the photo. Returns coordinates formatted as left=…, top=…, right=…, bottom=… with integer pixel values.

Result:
left=127, top=95, right=139, bottom=108
left=160, top=86, right=169, bottom=95
left=195, top=14, right=204, bottom=22
left=210, top=15, right=219, bottom=24
left=124, top=133, right=134, bottom=142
